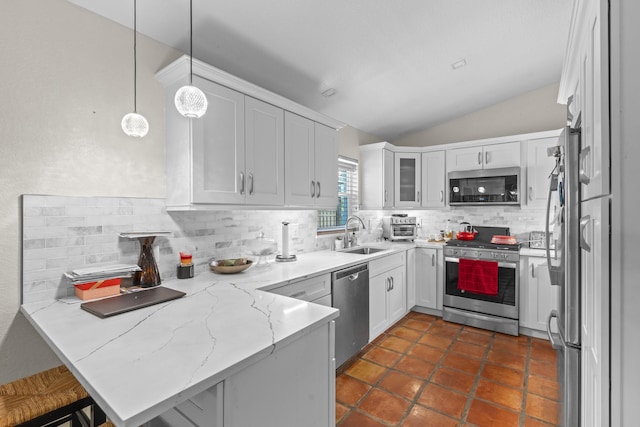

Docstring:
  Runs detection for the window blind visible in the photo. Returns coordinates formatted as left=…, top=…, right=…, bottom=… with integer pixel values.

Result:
left=318, top=156, right=359, bottom=231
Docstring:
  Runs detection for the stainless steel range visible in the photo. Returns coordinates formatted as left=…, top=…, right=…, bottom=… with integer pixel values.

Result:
left=443, top=226, right=520, bottom=335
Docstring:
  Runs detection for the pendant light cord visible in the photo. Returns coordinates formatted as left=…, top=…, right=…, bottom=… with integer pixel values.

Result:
left=189, top=0, right=193, bottom=85
left=133, top=0, right=138, bottom=113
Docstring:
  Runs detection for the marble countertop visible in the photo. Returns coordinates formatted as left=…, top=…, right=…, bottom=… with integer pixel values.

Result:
left=20, top=239, right=541, bottom=426
left=20, top=242, right=411, bottom=427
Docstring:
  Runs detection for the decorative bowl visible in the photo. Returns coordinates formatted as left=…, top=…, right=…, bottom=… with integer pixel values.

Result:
left=210, top=258, right=253, bottom=274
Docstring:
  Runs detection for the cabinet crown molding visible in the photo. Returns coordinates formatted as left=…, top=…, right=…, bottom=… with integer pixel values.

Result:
left=155, top=55, right=345, bottom=131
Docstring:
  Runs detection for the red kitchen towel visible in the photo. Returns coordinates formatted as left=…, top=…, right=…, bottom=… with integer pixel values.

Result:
left=457, top=259, right=499, bottom=296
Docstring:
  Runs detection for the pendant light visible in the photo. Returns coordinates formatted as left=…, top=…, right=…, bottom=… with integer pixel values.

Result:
left=174, top=0, right=208, bottom=118
left=121, top=0, right=149, bottom=138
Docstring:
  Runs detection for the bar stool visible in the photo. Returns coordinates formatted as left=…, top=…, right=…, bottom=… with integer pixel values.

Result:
left=0, top=365, right=106, bottom=427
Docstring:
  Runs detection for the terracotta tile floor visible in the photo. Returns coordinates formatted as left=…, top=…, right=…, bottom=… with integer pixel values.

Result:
left=336, top=312, right=560, bottom=427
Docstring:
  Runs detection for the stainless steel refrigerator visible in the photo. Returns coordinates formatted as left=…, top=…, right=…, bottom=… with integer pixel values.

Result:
left=546, top=125, right=581, bottom=426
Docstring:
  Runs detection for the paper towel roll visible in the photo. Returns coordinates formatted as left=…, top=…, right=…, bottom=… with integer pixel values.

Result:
left=282, top=221, right=289, bottom=257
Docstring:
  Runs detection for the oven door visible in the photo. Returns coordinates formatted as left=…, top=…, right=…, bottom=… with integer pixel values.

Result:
left=443, top=256, right=519, bottom=319
left=391, top=225, right=416, bottom=238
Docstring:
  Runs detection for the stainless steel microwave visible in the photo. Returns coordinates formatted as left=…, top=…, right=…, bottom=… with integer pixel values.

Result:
left=448, top=167, right=521, bottom=206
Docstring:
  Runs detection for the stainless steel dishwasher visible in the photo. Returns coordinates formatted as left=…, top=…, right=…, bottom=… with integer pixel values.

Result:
left=332, top=263, right=369, bottom=368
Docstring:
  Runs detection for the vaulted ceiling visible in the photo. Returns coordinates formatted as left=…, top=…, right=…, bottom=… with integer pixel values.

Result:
left=70, top=0, right=573, bottom=141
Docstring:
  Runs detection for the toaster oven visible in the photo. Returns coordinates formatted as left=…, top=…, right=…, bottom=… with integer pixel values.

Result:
left=382, top=216, right=417, bottom=241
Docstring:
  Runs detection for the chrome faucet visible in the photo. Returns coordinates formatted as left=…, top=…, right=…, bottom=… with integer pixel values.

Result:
left=344, top=215, right=366, bottom=248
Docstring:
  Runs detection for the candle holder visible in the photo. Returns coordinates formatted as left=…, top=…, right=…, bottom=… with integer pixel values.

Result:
left=120, top=232, right=171, bottom=287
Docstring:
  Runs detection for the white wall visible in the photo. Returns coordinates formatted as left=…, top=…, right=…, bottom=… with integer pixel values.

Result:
left=391, top=83, right=566, bottom=147
left=0, top=0, right=378, bottom=383
left=339, top=125, right=382, bottom=160
left=0, top=0, right=181, bottom=383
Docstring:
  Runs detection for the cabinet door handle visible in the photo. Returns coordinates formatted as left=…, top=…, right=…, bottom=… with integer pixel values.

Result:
left=440, top=190, right=444, bottom=202
left=579, top=146, right=591, bottom=185
left=417, top=191, right=420, bottom=203
left=249, top=173, right=254, bottom=195
left=485, top=151, right=489, bottom=164
left=531, top=263, right=535, bottom=278
left=390, top=276, right=394, bottom=290
left=478, top=152, right=482, bottom=165
left=386, top=277, right=390, bottom=291
left=529, top=186, right=534, bottom=201
left=432, top=254, right=435, bottom=266
left=311, top=180, right=315, bottom=198
left=580, top=215, right=591, bottom=252
left=384, top=190, right=388, bottom=202
left=239, top=172, right=245, bottom=195
left=317, top=181, right=321, bottom=198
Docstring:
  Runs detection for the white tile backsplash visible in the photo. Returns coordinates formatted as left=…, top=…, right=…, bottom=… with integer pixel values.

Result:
left=21, top=195, right=547, bottom=304
left=21, top=195, right=328, bottom=304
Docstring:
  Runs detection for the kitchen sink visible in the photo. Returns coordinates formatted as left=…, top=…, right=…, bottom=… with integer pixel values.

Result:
left=342, top=246, right=386, bottom=255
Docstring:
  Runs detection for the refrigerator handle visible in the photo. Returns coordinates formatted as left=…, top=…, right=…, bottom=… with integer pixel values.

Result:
left=547, top=310, right=564, bottom=350
left=545, top=172, right=562, bottom=286
left=580, top=215, right=591, bottom=252
left=579, top=146, right=591, bottom=185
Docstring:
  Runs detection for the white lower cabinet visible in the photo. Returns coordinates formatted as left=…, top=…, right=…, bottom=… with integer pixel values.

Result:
left=369, top=252, right=406, bottom=340
left=519, top=255, right=559, bottom=334
left=415, top=248, right=441, bottom=311
left=149, top=322, right=335, bottom=427
left=406, top=249, right=416, bottom=309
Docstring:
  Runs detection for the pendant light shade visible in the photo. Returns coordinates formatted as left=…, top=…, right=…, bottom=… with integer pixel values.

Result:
left=121, top=112, right=149, bottom=137
left=175, top=0, right=208, bottom=118
left=122, top=0, right=149, bottom=138
left=174, top=85, right=208, bottom=118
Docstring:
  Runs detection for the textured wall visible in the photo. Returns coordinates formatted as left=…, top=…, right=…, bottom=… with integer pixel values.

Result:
left=0, top=0, right=181, bottom=383
left=391, top=83, right=565, bottom=147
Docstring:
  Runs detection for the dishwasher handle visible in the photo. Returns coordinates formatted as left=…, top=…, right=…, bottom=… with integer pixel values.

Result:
left=332, top=263, right=369, bottom=281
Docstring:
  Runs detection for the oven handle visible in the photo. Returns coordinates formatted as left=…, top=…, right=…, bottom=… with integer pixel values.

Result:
left=445, top=257, right=517, bottom=269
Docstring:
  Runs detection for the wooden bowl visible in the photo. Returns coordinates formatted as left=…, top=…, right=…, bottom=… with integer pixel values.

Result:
left=210, top=259, right=253, bottom=274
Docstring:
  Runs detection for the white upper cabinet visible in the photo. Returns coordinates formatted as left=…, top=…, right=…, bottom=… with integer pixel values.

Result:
left=447, top=141, right=520, bottom=172
left=190, top=80, right=284, bottom=206
left=579, top=1, right=610, bottom=201
left=394, top=153, right=421, bottom=207
left=558, top=0, right=609, bottom=202
left=524, top=136, right=560, bottom=209
left=421, top=151, right=446, bottom=208
left=284, top=112, right=338, bottom=208
left=156, top=56, right=343, bottom=209
left=360, top=144, right=394, bottom=209
left=244, top=97, right=285, bottom=205
left=314, top=123, right=339, bottom=207
left=191, top=76, right=246, bottom=205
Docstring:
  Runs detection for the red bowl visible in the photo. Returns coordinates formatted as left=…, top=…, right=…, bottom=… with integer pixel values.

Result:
left=490, top=235, right=517, bottom=245
left=456, top=231, right=477, bottom=241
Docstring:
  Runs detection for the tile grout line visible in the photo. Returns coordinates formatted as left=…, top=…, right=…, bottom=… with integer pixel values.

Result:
left=336, top=313, right=561, bottom=426
left=519, top=335, right=532, bottom=427
left=394, top=316, right=459, bottom=426
left=458, top=329, right=496, bottom=426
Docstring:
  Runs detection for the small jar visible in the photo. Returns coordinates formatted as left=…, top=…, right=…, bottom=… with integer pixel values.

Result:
left=334, top=238, right=343, bottom=250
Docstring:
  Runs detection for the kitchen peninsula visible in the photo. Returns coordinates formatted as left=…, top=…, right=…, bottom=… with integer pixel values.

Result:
left=21, top=246, right=412, bottom=427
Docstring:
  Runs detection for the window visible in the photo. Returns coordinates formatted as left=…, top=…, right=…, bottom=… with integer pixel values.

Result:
left=318, top=156, right=359, bottom=231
